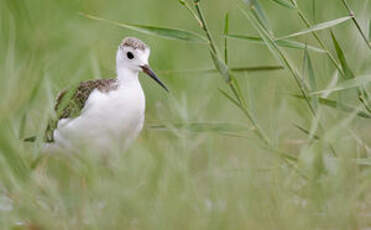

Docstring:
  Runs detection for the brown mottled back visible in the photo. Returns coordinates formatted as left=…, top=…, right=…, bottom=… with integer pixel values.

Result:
left=44, top=78, right=118, bottom=142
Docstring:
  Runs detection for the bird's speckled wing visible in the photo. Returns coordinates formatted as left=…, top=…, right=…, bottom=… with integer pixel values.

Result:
left=44, top=78, right=118, bottom=143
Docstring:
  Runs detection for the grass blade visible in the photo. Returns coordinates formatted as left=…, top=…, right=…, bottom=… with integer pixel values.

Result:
left=293, top=123, right=320, bottom=140
left=293, top=95, right=371, bottom=119
left=311, top=74, right=371, bottom=95
left=150, top=122, right=250, bottom=133
left=194, top=0, right=271, bottom=146
left=241, top=7, right=315, bottom=116
left=330, top=31, right=354, bottom=80
left=219, top=88, right=243, bottom=109
left=227, top=34, right=326, bottom=53
left=80, top=13, right=208, bottom=43
left=177, top=0, right=203, bottom=27
left=231, top=65, right=283, bottom=72
left=330, top=31, right=370, bottom=111
left=271, top=0, right=295, bottom=9
left=303, top=46, right=318, bottom=110
left=278, top=16, right=352, bottom=40
left=159, top=65, right=283, bottom=75
left=210, top=49, right=231, bottom=82
left=312, top=0, right=316, bottom=23
left=244, top=0, right=272, bottom=32
left=340, top=0, right=371, bottom=49
left=224, top=13, right=230, bottom=65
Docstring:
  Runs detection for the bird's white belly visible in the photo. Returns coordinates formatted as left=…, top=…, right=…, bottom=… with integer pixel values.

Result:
left=53, top=85, right=145, bottom=153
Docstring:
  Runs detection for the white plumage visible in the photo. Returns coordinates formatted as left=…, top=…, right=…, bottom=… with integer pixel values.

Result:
left=43, top=37, right=167, bottom=153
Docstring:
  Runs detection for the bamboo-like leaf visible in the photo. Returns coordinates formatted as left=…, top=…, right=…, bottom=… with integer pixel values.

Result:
left=293, top=95, right=371, bottom=119
left=244, top=0, right=272, bottom=32
left=231, top=66, right=283, bottom=72
left=293, top=123, right=320, bottom=140
left=331, top=31, right=370, bottom=109
left=341, top=0, right=371, bottom=49
left=278, top=16, right=352, bottom=40
left=355, top=158, right=371, bottom=166
left=219, top=88, right=242, bottom=109
left=210, top=49, right=230, bottom=82
left=224, top=13, right=230, bottom=65
left=304, top=46, right=318, bottom=110
left=227, top=34, right=326, bottom=53
left=18, top=114, right=27, bottom=139
left=330, top=31, right=354, bottom=80
left=311, top=74, right=371, bottom=95
left=150, top=122, right=250, bottom=133
left=271, top=0, right=295, bottom=9
left=241, top=8, right=315, bottom=115
left=80, top=13, right=208, bottom=43
left=159, top=65, right=283, bottom=75
left=312, top=0, right=316, bottom=22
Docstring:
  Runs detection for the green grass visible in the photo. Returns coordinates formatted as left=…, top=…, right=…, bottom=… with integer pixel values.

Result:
left=1, top=0, right=371, bottom=229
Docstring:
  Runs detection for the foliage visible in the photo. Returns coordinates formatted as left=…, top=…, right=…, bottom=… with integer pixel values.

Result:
left=0, top=0, right=370, bottom=229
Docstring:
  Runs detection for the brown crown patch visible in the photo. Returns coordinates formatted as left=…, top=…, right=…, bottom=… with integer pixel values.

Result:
left=121, top=37, right=148, bottom=51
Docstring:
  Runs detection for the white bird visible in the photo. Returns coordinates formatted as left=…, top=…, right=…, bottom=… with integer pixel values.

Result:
left=38, top=37, right=168, bottom=153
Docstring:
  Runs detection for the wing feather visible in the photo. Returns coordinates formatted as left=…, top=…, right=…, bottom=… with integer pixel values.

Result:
left=44, top=78, right=118, bottom=143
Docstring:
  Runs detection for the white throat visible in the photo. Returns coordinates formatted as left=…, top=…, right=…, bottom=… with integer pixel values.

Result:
left=116, top=65, right=140, bottom=86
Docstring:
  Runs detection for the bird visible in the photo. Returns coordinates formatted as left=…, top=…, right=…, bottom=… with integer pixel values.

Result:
left=38, top=37, right=168, bottom=153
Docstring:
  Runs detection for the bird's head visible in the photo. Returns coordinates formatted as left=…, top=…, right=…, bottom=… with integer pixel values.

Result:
left=117, top=37, right=168, bottom=92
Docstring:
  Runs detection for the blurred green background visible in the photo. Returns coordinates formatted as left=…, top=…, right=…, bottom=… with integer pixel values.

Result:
left=0, top=0, right=371, bottom=229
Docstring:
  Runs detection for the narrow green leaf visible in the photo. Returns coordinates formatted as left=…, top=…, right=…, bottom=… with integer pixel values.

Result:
left=244, top=0, right=272, bottom=32
left=178, top=0, right=203, bottom=27
left=330, top=31, right=354, bottom=80
left=312, top=0, right=316, bottom=22
left=227, top=34, right=261, bottom=42
left=277, top=39, right=325, bottom=53
left=227, top=34, right=326, bottom=53
left=210, top=49, right=230, bottom=82
left=231, top=65, right=284, bottom=72
left=293, top=95, right=371, bottom=119
left=80, top=13, right=208, bottom=43
left=241, top=8, right=315, bottom=115
left=150, top=122, right=250, bottom=133
left=331, top=31, right=370, bottom=109
left=341, top=0, right=371, bottom=49
left=159, top=65, right=283, bottom=75
left=278, top=16, right=352, bottom=40
left=18, top=113, right=27, bottom=139
left=355, top=158, right=371, bottom=166
left=304, top=46, right=318, bottom=110
left=224, top=13, right=230, bottom=64
left=219, top=88, right=242, bottom=109
left=311, top=74, right=371, bottom=95
left=271, top=0, right=295, bottom=9
left=293, top=123, right=320, bottom=140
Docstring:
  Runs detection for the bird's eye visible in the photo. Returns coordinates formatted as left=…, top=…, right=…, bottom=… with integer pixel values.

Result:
left=126, top=52, right=134, bottom=59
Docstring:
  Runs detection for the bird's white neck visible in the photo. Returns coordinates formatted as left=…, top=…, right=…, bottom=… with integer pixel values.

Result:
left=116, top=66, right=140, bottom=86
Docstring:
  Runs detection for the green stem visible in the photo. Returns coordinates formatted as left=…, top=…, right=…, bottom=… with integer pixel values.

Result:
left=341, top=0, right=371, bottom=49
left=193, top=1, right=219, bottom=55
left=179, top=0, right=203, bottom=27
left=288, top=0, right=345, bottom=77
left=193, top=0, right=271, bottom=146
left=289, top=0, right=369, bottom=113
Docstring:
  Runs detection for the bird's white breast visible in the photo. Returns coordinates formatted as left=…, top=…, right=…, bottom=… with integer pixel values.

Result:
left=53, top=82, right=145, bottom=153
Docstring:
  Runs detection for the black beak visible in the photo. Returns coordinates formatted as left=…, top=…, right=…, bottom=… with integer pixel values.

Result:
left=141, top=65, right=169, bottom=92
